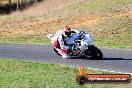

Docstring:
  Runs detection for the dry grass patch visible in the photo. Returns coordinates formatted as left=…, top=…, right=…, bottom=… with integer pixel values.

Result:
left=0, top=0, right=131, bottom=49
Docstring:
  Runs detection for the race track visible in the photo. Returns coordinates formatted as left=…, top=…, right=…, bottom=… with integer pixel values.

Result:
left=0, top=43, right=132, bottom=74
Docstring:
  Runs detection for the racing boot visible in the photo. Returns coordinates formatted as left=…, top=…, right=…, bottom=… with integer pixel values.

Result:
left=62, top=54, right=70, bottom=59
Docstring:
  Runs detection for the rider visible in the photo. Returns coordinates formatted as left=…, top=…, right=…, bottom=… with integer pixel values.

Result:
left=54, top=26, right=80, bottom=59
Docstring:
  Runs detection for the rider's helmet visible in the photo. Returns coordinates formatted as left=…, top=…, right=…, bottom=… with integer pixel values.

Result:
left=63, top=25, right=71, bottom=37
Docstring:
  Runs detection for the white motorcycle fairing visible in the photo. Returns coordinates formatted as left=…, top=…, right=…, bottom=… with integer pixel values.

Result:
left=47, top=30, right=103, bottom=60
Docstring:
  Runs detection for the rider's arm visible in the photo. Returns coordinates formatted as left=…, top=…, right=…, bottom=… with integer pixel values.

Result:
left=71, top=29, right=80, bottom=34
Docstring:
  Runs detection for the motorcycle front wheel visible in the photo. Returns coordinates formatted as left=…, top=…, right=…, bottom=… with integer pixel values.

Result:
left=84, top=45, right=103, bottom=60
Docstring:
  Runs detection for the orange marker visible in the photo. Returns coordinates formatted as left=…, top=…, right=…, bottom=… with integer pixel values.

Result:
left=78, top=66, right=86, bottom=76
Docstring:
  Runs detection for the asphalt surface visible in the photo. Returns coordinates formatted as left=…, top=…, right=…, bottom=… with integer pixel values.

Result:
left=0, top=43, right=132, bottom=73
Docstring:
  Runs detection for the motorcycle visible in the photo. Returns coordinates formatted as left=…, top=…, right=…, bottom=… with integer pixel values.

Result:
left=47, top=30, right=103, bottom=60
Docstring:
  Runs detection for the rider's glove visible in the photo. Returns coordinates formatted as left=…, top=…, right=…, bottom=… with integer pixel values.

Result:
left=79, top=30, right=85, bottom=35
left=78, top=35, right=82, bottom=40
left=69, top=44, right=76, bottom=50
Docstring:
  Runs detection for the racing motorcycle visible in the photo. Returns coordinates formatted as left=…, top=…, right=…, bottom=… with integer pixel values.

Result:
left=47, top=30, right=103, bottom=60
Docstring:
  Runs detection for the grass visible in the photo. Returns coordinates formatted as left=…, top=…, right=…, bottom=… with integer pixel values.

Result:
left=74, top=0, right=132, bottom=12
left=0, top=58, right=131, bottom=88
left=0, top=15, right=131, bottom=49
left=0, top=0, right=131, bottom=49
left=0, top=1, right=131, bottom=87
left=0, top=36, right=50, bottom=45
left=0, top=0, right=84, bottom=25
left=89, top=16, right=132, bottom=49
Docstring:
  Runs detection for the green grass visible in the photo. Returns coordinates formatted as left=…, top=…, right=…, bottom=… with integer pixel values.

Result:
left=89, top=16, right=132, bottom=49
left=0, top=36, right=50, bottom=45
left=0, top=58, right=131, bottom=88
left=0, top=0, right=131, bottom=49
left=73, top=0, right=132, bottom=12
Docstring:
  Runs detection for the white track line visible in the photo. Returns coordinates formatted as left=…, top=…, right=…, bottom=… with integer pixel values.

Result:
left=59, top=64, right=132, bottom=75
left=86, top=68, right=132, bottom=75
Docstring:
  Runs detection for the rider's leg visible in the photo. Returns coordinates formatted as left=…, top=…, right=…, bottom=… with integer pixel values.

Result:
left=54, top=40, right=61, bottom=49
left=58, top=48, right=69, bottom=59
left=54, top=40, right=69, bottom=59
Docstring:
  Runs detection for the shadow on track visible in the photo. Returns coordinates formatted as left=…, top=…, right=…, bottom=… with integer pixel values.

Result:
left=70, top=56, right=132, bottom=60
left=102, top=57, right=132, bottom=60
